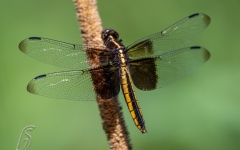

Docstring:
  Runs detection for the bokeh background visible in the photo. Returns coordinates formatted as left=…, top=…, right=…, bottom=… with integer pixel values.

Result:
left=1, top=0, right=240, bottom=149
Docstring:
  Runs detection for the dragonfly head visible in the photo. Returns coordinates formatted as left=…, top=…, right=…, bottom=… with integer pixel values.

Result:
left=101, top=29, right=119, bottom=42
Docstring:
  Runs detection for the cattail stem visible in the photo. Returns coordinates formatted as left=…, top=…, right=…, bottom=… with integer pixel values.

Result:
left=73, top=0, right=132, bottom=149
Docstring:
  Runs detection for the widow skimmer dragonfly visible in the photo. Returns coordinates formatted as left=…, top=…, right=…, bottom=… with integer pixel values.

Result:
left=19, top=13, right=210, bottom=133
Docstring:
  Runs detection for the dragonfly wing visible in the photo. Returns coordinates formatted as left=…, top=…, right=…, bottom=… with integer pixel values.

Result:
left=27, top=67, right=120, bottom=100
left=129, top=46, right=210, bottom=90
left=19, top=37, right=108, bottom=69
left=127, top=13, right=210, bottom=60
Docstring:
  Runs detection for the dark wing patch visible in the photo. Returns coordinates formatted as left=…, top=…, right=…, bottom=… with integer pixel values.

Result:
left=129, top=47, right=210, bottom=90
left=127, top=39, right=154, bottom=58
left=90, top=66, right=120, bottom=99
left=129, top=58, right=157, bottom=90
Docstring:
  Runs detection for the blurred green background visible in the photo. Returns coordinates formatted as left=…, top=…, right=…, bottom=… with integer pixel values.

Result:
left=1, top=0, right=240, bottom=150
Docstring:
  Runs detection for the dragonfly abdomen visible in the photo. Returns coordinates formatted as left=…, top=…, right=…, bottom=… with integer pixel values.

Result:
left=120, top=67, right=147, bottom=133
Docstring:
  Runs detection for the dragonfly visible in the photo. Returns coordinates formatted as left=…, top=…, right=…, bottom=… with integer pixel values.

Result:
left=19, top=13, right=211, bottom=133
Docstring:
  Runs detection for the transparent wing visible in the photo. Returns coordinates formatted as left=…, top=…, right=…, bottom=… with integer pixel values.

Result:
left=129, top=46, right=210, bottom=90
left=27, top=67, right=120, bottom=101
left=127, top=13, right=210, bottom=60
left=19, top=37, right=108, bottom=69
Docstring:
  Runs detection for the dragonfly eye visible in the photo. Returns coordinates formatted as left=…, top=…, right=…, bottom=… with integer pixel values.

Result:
left=101, top=29, right=119, bottom=41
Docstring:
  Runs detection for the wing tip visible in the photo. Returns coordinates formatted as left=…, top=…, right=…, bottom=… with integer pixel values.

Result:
left=27, top=74, right=47, bottom=94
left=190, top=46, right=210, bottom=61
left=202, top=14, right=211, bottom=26
left=27, top=81, right=37, bottom=94
left=203, top=49, right=211, bottom=61
left=189, top=13, right=211, bottom=26
left=19, top=37, right=42, bottom=53
left=18, top=39, right=27, bottom=53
